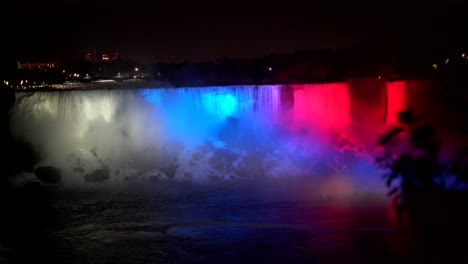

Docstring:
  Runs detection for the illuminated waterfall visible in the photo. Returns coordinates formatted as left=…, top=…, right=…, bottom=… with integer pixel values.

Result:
left=291, top=83, right=351, bottom=129
left=385, top=81, right=407, bottom=124
left=10, top=81, right=406, bottom=184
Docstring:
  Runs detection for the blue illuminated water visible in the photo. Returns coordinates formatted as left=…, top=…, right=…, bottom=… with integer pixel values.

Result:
left=6, top=81, right=468, bottom=264
left=10, top=82, right=404, bottom=196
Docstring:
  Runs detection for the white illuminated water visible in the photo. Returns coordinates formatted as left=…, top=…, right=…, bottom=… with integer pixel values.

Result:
left=10, top=82, right=407, bottom=196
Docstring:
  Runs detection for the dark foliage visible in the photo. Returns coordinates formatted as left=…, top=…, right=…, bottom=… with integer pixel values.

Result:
left=35, top=166, right=62, bottom=184
left=0, top=89, right=42, bottom=189
left=376, top=110, right=468, bottom=238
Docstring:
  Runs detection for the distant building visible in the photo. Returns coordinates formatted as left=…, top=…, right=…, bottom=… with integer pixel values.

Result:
left=85, top=49, right=119, bottom=63
left=17, top=61, right=61, bottom=70
left=101, top=52, right=119, bottom=62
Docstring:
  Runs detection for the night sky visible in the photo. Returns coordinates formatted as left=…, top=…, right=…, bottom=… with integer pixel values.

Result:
left=7, top=0, right=468, bottom=63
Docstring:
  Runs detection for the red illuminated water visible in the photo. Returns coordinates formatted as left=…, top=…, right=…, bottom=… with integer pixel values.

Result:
left=273, top=81, right=407, bottom=155
left=10, top=80, right=409, bottom=183
left=291, top=83, right=351, bottom=129
left=8, top=80, right=468, bottom=264
left=386, top=81, right=407, bottom=124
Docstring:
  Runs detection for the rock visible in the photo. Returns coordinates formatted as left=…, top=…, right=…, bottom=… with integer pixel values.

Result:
left=148, top=175, right=158, bottom=182
left=84, top=165, right=110, bottom=182
left=160, top=164, right=179, bottom=179
left=194, top=142, right=214, bottom=156
left=213, top=149, right=238, bottom=163
left=208, top=173, right=223, bottom=180
left=264, top=159, right=279, bottom=170
left=234, top=154, right=265, bottom=178
left=90, top=148, right=98, bottom=158
left=208, top=157, right=225, bottom=171
left=208, top=149, right=240, bottom=172
left=124, top=176, right=137, bottom=182
left=73, top=167, right=85, bottom=173
left=170, top=141, right=185, bottom=153
left=66, top=149, right=101, bottom=174
left=183, top=172, right=193, bottom=180
left=34, top=166, right=61, bottom=184
left=191, top=152, right=204, bottom=161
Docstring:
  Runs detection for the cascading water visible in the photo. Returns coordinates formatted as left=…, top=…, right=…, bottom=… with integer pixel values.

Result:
left=385, top=81, right=407, bottom=124
left=10, top=82, right=407, bottom=194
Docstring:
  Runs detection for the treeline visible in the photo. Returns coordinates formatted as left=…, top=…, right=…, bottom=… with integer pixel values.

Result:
left=4, top=43, right=468, bottom=88
left=149, top=44, right=468, bottom=86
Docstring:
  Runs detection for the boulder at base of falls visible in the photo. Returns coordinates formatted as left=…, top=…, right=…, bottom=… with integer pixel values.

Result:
left=34, top=166, right=62, bottom=184
left=160, top=164, right=179, bottom=179
left=84, top=165, right=110, bottom=182
left=73, top=167, right=85, bottom=174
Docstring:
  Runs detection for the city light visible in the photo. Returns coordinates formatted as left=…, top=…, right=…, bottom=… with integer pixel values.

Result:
left=267, top=67, right=272, bottom=71
left=134, top=67, right=139, bottom=72
left=432, top=63, right=438, bottom=69
left=445, top=58, right=450, bottom=64
left=462, top=53, right=466, bottom=58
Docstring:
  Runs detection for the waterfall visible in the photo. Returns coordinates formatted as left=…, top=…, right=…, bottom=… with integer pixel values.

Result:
left=10, top=82, right=405, bottom=185
left=385, top=81, right=407, bottom=124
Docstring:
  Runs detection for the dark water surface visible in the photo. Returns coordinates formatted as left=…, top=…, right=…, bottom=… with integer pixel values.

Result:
left=3, top=179, right=447, bottom=264
left=4, top=80, right=468, bottom=263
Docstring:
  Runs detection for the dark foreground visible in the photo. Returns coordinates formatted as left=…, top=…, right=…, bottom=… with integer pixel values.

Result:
left=0, top=179, right=466, bottom=264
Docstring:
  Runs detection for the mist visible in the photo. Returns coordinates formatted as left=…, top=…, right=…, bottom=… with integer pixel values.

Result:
left=9, top=82, right=408, bottom=198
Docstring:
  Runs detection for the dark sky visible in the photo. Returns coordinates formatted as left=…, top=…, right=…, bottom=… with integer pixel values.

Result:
left=7, top=0, right=468, bottom=63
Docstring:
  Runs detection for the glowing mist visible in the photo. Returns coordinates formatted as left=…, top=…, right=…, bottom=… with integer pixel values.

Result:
left=10, top=82, right=407, bottom=195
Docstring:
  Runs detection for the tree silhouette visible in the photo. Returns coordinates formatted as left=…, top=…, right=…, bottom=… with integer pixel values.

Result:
left=376, top=110, right=468, bottom=234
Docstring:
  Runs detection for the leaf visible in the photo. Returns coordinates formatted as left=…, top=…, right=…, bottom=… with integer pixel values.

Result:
left=397, top=110, right=423, bottom=125
left=386, top=177, right=393, bottom=187
left=388, top=187, right=399, bottom=196
left=378, top=127, right=404, bottom=146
